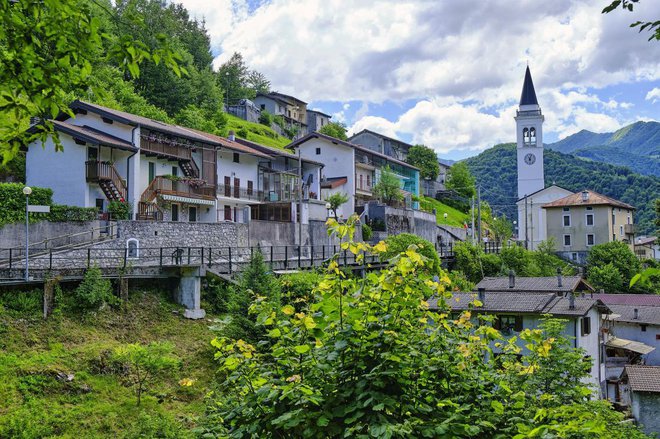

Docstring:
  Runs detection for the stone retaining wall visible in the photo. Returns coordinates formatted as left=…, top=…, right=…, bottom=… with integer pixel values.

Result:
left=0, top=220, right=103, bottom=249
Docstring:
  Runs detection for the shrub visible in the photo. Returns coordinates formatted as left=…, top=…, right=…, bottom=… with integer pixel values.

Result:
left=453, top=241, right=501, bottom=282
left=279, top=270, right=323, bottom=311
left=0, top=183, right=52, bottom=225
left=72, top=265, right=118, bottom=311
left=361, top=223, right=373, bottom=241
left=0, top=289, right=42, bottom=315
left=112, top=342, right=180, bottom=406
left=382, top=233, right=441, bottom=275
left=108, top=200, right=131, bottom=220
left=589, top=262, right=624, bottom=293
left=258, top=110, right=273, bottom=126
left=203, top=277, right=234, bottom=314
left=587, top=241, right=640, bottom=291
left=236, top=127, right=249, bottom=138
left=49, top=204, right=97, bottom=221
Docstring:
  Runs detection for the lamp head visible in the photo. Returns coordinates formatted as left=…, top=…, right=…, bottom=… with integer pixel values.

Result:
left=23, top=187, right=32, bottom=196
left=325, top=202, right=331, bottom=209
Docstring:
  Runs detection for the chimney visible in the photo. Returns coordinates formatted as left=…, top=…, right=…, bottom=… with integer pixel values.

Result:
left=228, top=130, right=236, bottom=141
left=634, top=308, right=639, bottom=320
left=508, top=270, right=515, bottom=289
left=568, top=293, right=575, bottom=310
left=478, top=287, right=486, bottom=304
left=557, top=267, right=563, bottom=288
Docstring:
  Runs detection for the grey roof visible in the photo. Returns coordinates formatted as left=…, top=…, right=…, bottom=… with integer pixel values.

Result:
left=428, top=292, right=607, bottom=317
left=65, top=100, right=217, bottom=145
left=607, top=304, right=660, bottom=326
left=306, top=109, right=332, bottom=118
left=235, top=138, right=324, bottom=166
left=624, top=365, right=660, bottom=393
left=49, top=120, right=136, bottom=151
left=594, top=294, right=660, bottom=307
left=520, top=66, right=539, bottom=106
left=475, top=276, right=593, bottom=293
left=348, top=128, right=414, bottom=149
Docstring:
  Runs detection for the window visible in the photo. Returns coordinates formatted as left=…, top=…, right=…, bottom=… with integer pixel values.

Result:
left=563, top=235, right=571, bottom=246
left=148, top=162, right=155, bottom=183
left=95, top=198, right=104, bottom=212
left=586, top=206, right=593, bottom=211
left=563, top=207, right=570, bottom=212
left=233, top=152, right=240, bottom=163
left=563, top=214, right=571, bottom=227
left=587, top=234, right=595, bottom=246
left=172, top=166, right=178, bottom=177
left=581, top=317, right=591, bottom=336
left=620, top=225, right=624, bottom=236
left=641, top=325, right=647, bottom=332
left=247, top=180, right=253, bottom=196
left=656, top=334, right=660, bottom=340
left=171, top=204, right=179, bottom=221
left=260, top=104, right=265, bottom=110
left=627, top=216, right=631, bottom=225
left=571, top=252, right=577, bottom=261
left=359, top=175, right=363, bottom=189
left=224, top=205, right=232, bottom=221
left=188, top=206, right=197, bottom=222
left=316, top=147, right=321, bottom=155
left=493, top=315, right=523, bottom=333
left=367, top=175, right=371, bottom=188
left=87, top=147, right=98, bottom=160
left=586, top=214, right=594, bottom=226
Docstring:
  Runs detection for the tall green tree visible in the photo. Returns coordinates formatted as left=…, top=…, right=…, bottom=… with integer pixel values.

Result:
left=373, top=166, right=404, bottom=206
left=325, top=192, right=349, bottom=219
left=217, top=52, right=268, bottom=105
left=406, top=145, right=440, bottom=180
left=318, top=122, right=348, bottom=140
left=446, top=162, right=477, bottom=199
left=587, top=241, right=641, bottom=292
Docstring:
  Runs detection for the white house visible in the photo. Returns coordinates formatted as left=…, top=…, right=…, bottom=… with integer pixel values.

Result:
left=516, top=185, right=575, bottom=249
left=289, top=132, right=421, bottom=219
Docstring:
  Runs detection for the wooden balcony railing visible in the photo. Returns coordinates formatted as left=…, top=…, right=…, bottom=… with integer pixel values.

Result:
left=141, top=176, right=215, bottom=203
left=140, top=137, right=193, bottom=161
left=624, top=224, right=637, bottom=235
left=85, top=160, right=127, bottom=201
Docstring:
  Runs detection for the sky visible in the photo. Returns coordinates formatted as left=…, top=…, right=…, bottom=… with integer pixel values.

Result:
left=179, top=0, right=659, bottom=160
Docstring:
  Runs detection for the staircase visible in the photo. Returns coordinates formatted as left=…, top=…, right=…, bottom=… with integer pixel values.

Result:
left=137, top=177, right=164, bottom=220
left=86, top=161, right=128, bottom=202
left=179, top=158, right=199, bottom=178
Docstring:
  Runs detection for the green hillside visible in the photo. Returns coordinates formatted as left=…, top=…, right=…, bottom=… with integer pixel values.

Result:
left=419, top=196, right=470, bottom=228
left=547, top=121, right=660, bottom=176
left=464, top=143, right=660, bottom=235
left=226, top=114, right=293, bottom=150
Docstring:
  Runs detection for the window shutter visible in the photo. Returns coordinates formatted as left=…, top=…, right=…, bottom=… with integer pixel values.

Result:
left=514, top=316, right=523, bottom=332
left=581, top=317, right=591, bottom=336
left=493, top=316, right=501, bottom=330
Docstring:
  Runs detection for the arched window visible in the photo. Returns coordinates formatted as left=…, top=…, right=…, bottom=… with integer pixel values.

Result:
left=522, top=128, right=530, bottom=145
left=530, top=127, right=536, bottom=144
left=126, top=238, right=139, bottom=259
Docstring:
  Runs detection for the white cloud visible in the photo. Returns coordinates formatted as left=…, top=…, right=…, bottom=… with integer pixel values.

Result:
left=178, top=0, right=659, bottom=155
left=646, top=87, right=660, bottom=103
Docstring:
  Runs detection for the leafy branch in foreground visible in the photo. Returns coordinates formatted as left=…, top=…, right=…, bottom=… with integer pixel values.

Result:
left=203, top=215, right=648, bottom=438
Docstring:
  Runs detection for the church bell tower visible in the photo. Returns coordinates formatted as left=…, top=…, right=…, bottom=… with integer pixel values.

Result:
left=515, top=66, right=544, bottom=199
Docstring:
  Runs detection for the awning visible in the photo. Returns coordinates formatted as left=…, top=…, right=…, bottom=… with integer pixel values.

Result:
left=161, top=194, right=215, bottom=206
left=606, top=337, right=656, bottom=355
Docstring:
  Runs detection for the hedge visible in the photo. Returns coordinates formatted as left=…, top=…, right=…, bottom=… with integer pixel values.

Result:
left=49, top=205, right=98, bottom=222
left=0, top=183, right=52, bottom=226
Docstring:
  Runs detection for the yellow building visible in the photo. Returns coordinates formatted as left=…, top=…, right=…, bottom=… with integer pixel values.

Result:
left=543, top=190, right=635, bottom=264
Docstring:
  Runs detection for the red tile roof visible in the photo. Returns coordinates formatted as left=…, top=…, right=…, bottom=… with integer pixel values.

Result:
left=594, top=293, right=660, bottom=307
left=542, top=190, right=635, bottom=210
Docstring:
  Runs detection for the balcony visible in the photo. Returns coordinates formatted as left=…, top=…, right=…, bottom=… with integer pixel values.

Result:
left=218, top=184, right=264, bottom=202
left=140, top=136, right=194, bottom=161
left=142, top=176, right=215, bottom=204
left=624, top=224, right=637, bottom=235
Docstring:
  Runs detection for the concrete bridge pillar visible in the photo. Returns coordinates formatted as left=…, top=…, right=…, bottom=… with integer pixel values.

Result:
left=175, top=267, right=206, bottom=319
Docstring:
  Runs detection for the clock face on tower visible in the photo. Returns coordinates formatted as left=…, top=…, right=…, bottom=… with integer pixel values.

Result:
left=524, top=153, right=536, bottom=165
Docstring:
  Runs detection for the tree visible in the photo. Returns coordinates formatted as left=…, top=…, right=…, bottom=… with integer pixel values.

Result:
left=656, top=198, right=660, bottom=235
left=381, top=233, right=441, bottom=275
left=446, top=162, right=477, bottom=200
left=587, top=241, right=641, bottom=291
left=406, top=145, right=440, bottom=180
left=206, top=217, right=646, bottom=438
left=217, top=52, right=269, bottom=105
left=373, top=166, right=404, bottom=206
left=73, top=265, right=119, bottom=311
left=0, top=0, right=184, bottom=163
left=246, top=71, right=271, bottom=95
left=325, top=192, right=349, bottom=219
left=602, top=0, right=660, bottom=41
left=112, top=342, right=180, bottom=406
left=490, top=215, right=513, bottom=242
left=589, top=263, right=625, bottom=293
left=318, top=122, right=348, bottom=141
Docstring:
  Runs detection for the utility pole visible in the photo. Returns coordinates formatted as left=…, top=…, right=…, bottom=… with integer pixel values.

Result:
left=529, top=200, right=534, bottom=251
left=471, top=196, right=475, bottom=244
left=524, top=194, right=529, bottom=250
left=477, top=185, right=482, bottom=243
left=298, top=147, right=303, bottom=249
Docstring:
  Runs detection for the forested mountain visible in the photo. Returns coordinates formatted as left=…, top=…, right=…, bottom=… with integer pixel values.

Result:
left=547, top=121, right=660, bottom=176
left=464, top=143, right=660, bottom=235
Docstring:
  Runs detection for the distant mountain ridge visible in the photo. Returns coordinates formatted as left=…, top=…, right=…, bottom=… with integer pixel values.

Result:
left=547, top=121, right=660, bottom=176
left=464, top=143, right=659, bottom=235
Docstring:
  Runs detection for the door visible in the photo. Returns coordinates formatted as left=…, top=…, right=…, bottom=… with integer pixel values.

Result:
left=148, top=162, right=155, bottom=183
left=171, top=204, right=179, bottom=222
left=247, top=180, right=253, bottom=196
left=224, top=205, right=232, bottom=221
left=224, top=176, right=231, bottom=197
left=88, top=147, right=98, bottom=160
left=172, top=166, right=178, bottom=177
left=234, top=177, right=240, bottom=198
left=188, top=206, right=197, bottom=222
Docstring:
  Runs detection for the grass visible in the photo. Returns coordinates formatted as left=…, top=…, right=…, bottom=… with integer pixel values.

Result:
left=0, top=288, right=218, bottom=438
left=226, top=114, right=292, bottom=150
left=419, top=196, right=471, bottom=228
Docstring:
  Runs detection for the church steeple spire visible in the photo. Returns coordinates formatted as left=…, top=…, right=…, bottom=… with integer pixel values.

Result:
left=519, top=66, right=538, bottom=106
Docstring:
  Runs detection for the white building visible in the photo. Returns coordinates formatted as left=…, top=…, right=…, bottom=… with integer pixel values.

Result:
left=289, top=132, right=421, bottom=219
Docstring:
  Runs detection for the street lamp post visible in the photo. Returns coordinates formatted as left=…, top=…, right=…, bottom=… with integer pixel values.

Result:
left=23, top=186, right=32, bottom=281
left=225, top=71, right=230, bottom=110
